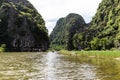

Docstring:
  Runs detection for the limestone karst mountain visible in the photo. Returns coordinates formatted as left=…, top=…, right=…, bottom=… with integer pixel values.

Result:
left=50, top=0, right=120, bottom=50
left=50, top=13, right=87, bottom=50
left=0, top=0, right=49, bottom=51
left=89, top=0, right=120, bottom=50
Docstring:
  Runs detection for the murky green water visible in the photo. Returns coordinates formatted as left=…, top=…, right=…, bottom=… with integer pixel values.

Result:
left=0, top=52, right=120, bottom=80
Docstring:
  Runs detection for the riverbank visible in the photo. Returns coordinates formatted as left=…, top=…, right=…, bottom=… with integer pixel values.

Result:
left=59, top=50, right=120, bottom=80
left=59, top=50, right=120, bottom=58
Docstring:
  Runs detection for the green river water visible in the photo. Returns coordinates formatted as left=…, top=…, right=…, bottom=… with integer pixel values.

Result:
left=0, top=52, right=120, bottom=80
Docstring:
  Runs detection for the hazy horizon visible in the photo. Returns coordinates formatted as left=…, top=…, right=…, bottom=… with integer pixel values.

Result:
left=28, top=0, right=102, bottom=34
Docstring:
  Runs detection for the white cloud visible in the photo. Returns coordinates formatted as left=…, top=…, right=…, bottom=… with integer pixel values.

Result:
left=28, top=0, right=102, bottom=34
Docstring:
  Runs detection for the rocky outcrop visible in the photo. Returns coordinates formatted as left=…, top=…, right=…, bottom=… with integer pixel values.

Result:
left=50, top=13, right=87, bottom=50
left=50, top=0, right=120, bottom=50
left=0, top=0, right=49, bottom=51
left=89, top=0, right=120, bottom=50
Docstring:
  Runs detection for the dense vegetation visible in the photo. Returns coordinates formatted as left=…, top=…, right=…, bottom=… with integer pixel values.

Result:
left=0, top=0, right=49, bottom=51
left=50, top=13, right=87, bottom=50
left=89, top=0, right=120, bottom=50
left=50, top=0, right=120, bottom=50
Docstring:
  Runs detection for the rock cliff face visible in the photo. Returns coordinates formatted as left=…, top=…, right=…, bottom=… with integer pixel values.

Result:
left=89, top=0, right=120, bottom=50
left=0, top=0, right=49, bottom=51
left=50, top=0, right=120, bottom=50
left=50, top=13, right=87, bottom=50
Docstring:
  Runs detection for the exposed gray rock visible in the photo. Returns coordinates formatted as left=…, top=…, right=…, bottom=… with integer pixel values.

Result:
left=0, top=0, right=49, bottom=51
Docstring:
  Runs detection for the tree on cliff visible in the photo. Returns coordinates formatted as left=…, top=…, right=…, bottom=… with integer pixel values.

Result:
left=50, top=0, right=120, bottom=50
left=50, top=13, right=87, bottom=50
left=0, top=0, right=49, bottom=51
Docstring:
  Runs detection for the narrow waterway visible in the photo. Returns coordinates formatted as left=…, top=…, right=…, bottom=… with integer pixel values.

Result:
left=32, top=52, right=98, bottom=80
left=0, top=52, right=98, bottom=80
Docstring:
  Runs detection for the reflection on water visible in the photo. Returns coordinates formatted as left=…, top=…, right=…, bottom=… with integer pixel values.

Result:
left=30, top=52, right=98, bottom=80
left=95, top=59, right=120, bottom=80
left=43, top=52, right=97, bottom=80
left=0, top=52, right=120, bottom=80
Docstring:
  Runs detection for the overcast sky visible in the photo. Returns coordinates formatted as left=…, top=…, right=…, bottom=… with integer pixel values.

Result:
left=28, top=0, right=102, bottom=34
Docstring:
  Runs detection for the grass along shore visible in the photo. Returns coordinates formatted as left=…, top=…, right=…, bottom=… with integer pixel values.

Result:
left=59, top=50, right=120, bottom=80
left=59, top=50, right=120, bottom=59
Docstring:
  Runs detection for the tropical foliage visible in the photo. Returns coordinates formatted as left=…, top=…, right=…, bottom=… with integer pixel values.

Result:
left=50, top=0, right=120, bottom=50
left=0, top=0, right=49, bottom=51
left=50, top=13, right=87, bottom=50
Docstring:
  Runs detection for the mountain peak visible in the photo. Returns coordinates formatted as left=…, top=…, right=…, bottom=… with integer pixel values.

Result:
left=50, top=13, right=87, bottom=50
left=4, top=0, right=28, bottom=3
left=0, top=0, right=49, bottom=51
left=0, top=0, right=31, bottom=7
